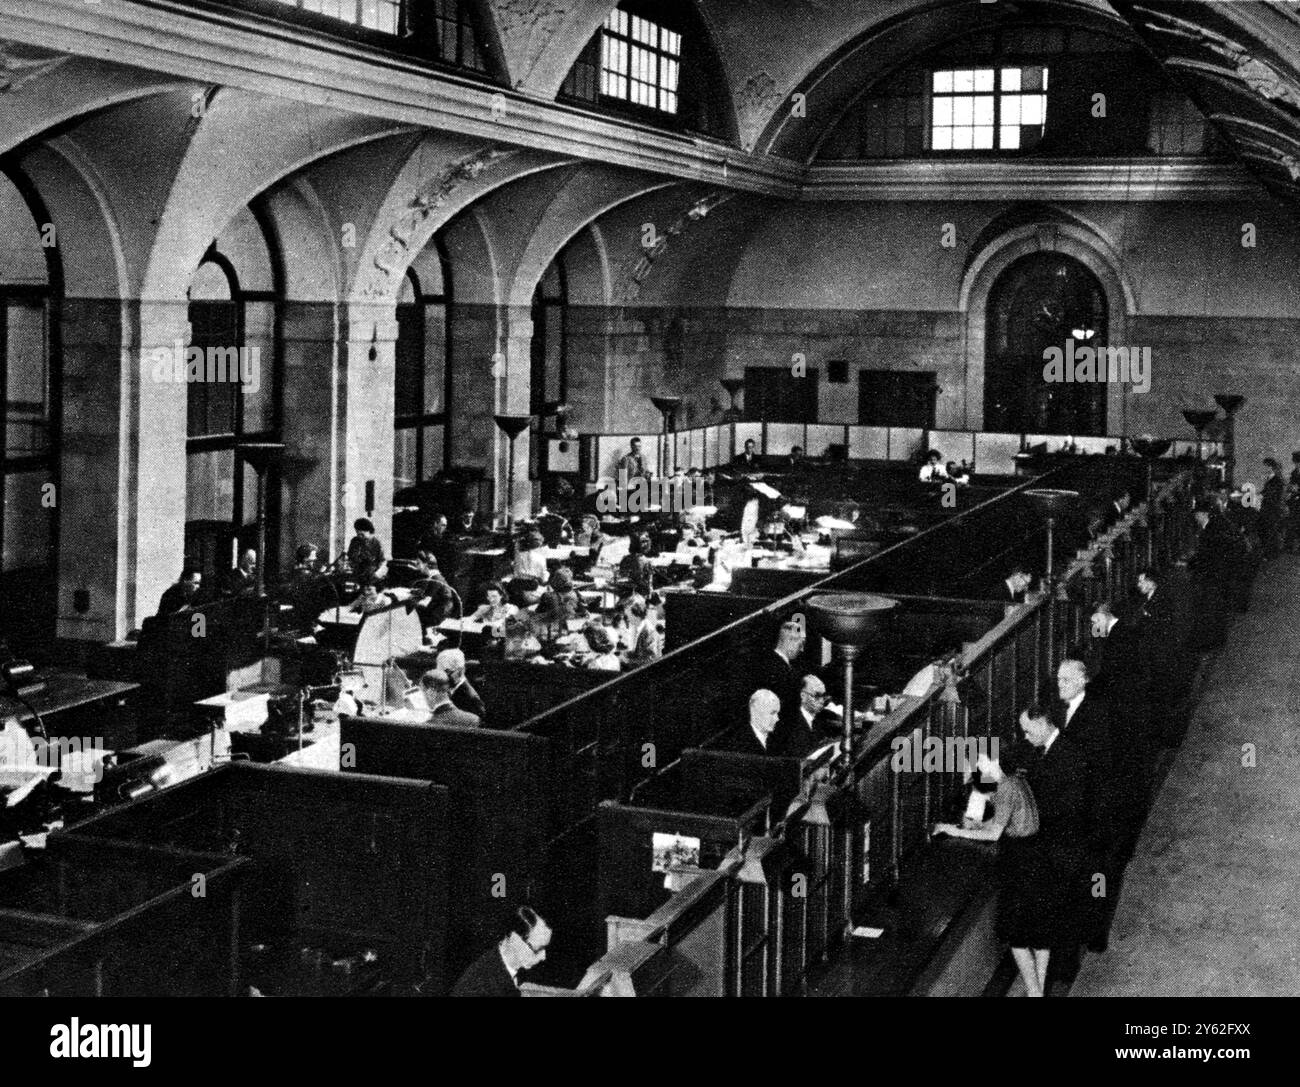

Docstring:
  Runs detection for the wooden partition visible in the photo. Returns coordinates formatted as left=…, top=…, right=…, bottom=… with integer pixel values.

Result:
left=339, top=715, right=557, bottom=987
left=62, top=762, right=448, bottom=995
left=0, top=836, right=249, bottom=997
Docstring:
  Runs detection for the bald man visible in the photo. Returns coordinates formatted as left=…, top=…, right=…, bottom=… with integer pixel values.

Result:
left=727, top=689, right=781, bottom=756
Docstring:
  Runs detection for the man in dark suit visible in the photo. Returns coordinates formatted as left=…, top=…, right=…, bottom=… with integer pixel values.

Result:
left=1018, top=705, right=1092, bottom=995
left=775, top=674, right=840, bottom=759
left=1056, top=658, right=1121, bottom=952
left=436, top=648, right=487, bottom=722
left=732, top=438, right=760, bottom=472
left=156, top=565, right=204, bottom=616
left=419, top=669, right=481, bottom=728
left=750, top=619, right=805, bottom=732
left=450, top=906, right=552, bottom=997
left=225, top=548, right=258, bottom=597
left=725, top=689, right=781, bottom=756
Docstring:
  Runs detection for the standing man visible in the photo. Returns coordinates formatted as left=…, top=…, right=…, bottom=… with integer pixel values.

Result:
left=450, top=906, right=552, bottom=997
left=733, top=438, right=760, bottom=471
left=617, top=437, right=649, bottom=481
left=751, top=619, right=805, bottom=732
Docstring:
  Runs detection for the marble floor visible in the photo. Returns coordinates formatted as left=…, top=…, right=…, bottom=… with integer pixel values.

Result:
left=1071, top=556, right=1300, bottom=997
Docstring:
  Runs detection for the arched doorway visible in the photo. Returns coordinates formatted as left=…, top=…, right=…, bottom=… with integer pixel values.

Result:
left=984, top=252, right=1108, bottom=435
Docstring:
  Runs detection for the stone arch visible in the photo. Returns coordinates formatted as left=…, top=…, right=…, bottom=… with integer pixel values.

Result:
left=959, top=218, right=1138, bottom=433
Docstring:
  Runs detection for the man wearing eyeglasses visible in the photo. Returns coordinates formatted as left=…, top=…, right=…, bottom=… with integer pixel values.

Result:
left=776, top=674, right=839, bottom=759
left=451, top=906, right=552, bottom=997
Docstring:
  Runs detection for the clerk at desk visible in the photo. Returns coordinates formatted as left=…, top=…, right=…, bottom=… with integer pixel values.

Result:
left=156, top=565, right=204, bottom=616
left=346, top=518, right=386, bottom=583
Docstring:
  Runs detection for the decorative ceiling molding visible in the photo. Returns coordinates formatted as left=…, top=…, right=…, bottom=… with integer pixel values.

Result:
left=616, top=190, right=736, bottom=306
left=803, top=160, right=1259, bottom=202
left=362, top=145, right=513, bottom=298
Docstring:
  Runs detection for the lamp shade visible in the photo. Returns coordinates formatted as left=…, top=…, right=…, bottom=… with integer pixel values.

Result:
left=1213, top=394, right=1245, bottom=415
left=807, top=592, right=897, bottom=646
left=493, top=414, right=532, bottom=440
left=235, top=442, right=286, bottom=474
left=1182, top=408, right=1218, bottom=433
left=650, top=395, right=683, bottom=418
left=1129, top=437, right=1172, bottom=460
left=1025, top=488, right=1080, bottom=517
left=720, top=378, right=744, bottom=397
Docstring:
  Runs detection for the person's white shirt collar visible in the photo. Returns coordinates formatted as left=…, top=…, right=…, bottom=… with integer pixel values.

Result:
left=1102, top=614, right=1119, bottom=636
left=801, top=705, right=816, bottom=727
left=1064, top=692, right=1085, bottom=725
left=750, top=721, right=770, bottom=749
left=498, top=943, right=520, bottom=986
left=1042, top=728, right=1059, bottom=755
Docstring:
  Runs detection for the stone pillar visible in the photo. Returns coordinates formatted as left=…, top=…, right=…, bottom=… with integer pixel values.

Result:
left=128, top=300, right=191, bottom=633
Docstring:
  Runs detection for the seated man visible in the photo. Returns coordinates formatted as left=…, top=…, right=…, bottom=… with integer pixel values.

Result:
left=411, top=551, right=457, bottom=630
left=732, top=438, right=760, bottom=472
left=450, top=906, right=551, bottom=997
left=226, top=549, right=258, bottom=597
left=776, top=674, right=841, bottom=759
left=156, top=565, right=204, bottom=616
left=918, top=449, right=950, bottom=483
left=435, top=648, right=487, bottom=721
left=724, top=689, right=782, bottom=756
left=624, top=599, right=662, bottom=666
left=419, top=668, right=481, bottom=728
left=346, top=518, right=386, bottom=583
left=787, top=445, right=805, bottom=470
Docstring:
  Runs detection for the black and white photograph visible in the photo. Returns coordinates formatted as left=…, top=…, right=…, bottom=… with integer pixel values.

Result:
left=0, top=0, right=1294, bottom=1060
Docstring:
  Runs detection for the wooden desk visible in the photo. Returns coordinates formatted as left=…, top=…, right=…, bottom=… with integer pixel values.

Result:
left=0, top=673, right=140, bottom=753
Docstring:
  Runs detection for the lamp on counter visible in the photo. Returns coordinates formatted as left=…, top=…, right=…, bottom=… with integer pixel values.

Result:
left=1129, top=437, right=1172, bottom=559
left=494, top=414, right=533, bottom=532
left=806, top=593, right=897, bottom=763
left=236, top=442, right=286, bottom=599
left=720, top=378, right=744, bottom=422
left=1181, top=408, right=1219, bottom=466
left=650, top=395, right=683, bottom=478
left=1214, top=394, right=1245, bottom=489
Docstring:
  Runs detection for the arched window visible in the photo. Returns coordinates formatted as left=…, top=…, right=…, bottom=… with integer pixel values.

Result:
left=529, top=254, right=567, bottom=481
left=394, top=255, right=451, bottom=493
left=185, top=209, right=283, bottom=581
left=0, top=166, right=59, bottom=654
left=984, top=252, right=1108, bottom=435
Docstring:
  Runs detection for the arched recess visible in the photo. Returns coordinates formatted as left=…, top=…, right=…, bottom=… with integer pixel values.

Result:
left=960, top=219, right=1137, bottom=434
left=393, top=246, right=453, bottom=498
left=184, top=205, right=285, bottom=582
left=0, top=162, right=62, bottom=655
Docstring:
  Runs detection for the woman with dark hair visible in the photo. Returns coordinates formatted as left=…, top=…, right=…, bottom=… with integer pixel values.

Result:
left=536, top=565, right=587, bottom=631
left=934, top=747, right=1045, bottom=996
left=470, top=581, right=517, bottom=632
left=346, top=517, right=386, bottom=583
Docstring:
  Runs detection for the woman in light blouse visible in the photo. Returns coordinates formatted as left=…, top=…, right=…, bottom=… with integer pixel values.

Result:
left=470, top=581, right=517, bottom=634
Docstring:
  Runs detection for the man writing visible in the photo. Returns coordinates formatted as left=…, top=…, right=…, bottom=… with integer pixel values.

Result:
left=450, top=906, right=552, bottom=997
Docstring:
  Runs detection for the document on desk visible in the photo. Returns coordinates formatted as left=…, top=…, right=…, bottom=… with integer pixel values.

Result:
left=749, top=481, right=782, bottom=499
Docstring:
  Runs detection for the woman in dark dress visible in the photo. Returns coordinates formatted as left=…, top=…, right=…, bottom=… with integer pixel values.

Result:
left=935, top=710, right=1091, bottom=996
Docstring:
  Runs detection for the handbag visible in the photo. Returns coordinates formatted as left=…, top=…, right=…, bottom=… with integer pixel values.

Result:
left=1003, top=773, right=1040, bottom=837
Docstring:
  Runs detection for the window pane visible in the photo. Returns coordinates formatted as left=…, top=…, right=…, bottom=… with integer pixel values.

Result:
left=932, top=127, right=953, bottom=151
left=973, top=126, right=994, bottom=149
left=5, top=301, right=48, bottom=457
left=242, top=301, right=276, bottom=434
left=953, top=70, right=974, bottom=93
left=3, top=472, right=51, bottom=572
left=422, top=424, right=445, bottom=478
left=1021, top=95, right=1043, bottom=125
left=424, top=303, right=446, bottom=414
left=933, top=98, right=952, bottom=126
left=974, top=69, right=994, bottom=92
left=1001, top=126, right=1021, bottom=149
left=933, top=70, right=952, bottom=93
left=954, top=97, right=974, bottom=125
left=974, top=97, right=994, bottom=126
left=186, top=447, right=235, bottom=524
left=952, top=127, right=973, bottom=150
left=1003, top=96, right=1021, bottom=125
left=1002, top=67, right=1021, bottom=91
